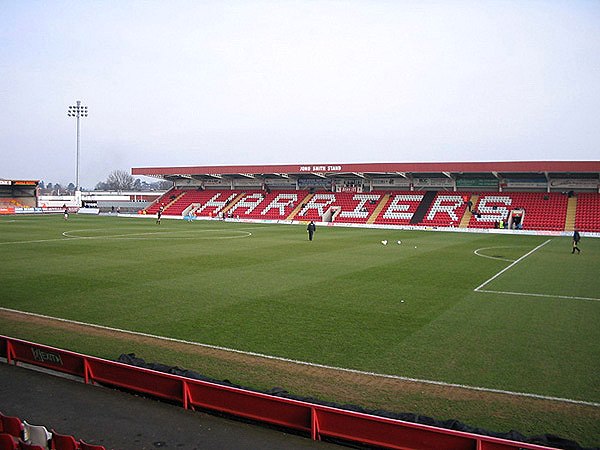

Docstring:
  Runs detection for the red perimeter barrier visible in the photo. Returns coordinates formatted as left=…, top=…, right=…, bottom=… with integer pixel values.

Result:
left=0, top=336, right=558, bottom=450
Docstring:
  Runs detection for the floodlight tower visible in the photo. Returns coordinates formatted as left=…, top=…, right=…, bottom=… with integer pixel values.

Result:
left=67, top=100, right=88, bottom=191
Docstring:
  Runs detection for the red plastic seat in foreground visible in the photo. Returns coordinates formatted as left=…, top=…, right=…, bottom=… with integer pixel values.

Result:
left=0, top=415, right=23, bottom=440
left=49, top=431, right=78, bottom=450
left=0, top=433, right=18, bottom=450
left=78, top=441, right=105, bottom=450
left=19, top=442, right=44, bottom=450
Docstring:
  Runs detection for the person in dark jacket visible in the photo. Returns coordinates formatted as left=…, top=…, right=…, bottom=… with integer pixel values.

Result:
left=572, top=230, right=581, bottom=254
left=307, top=221, right=316, bottom=241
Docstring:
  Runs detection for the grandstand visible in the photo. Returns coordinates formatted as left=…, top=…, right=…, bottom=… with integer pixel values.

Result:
left=132, top=161, right=600, bottom=233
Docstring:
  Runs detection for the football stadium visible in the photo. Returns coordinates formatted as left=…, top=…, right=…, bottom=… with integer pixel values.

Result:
left=1, top=161, right=599, bottom=449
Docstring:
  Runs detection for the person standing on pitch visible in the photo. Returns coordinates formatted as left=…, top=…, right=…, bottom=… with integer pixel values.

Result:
left=307, top=221, right=316, bottom=241
left=572, top=229, right=581, bottom=254
left=157, top=206, right=164, bottom=225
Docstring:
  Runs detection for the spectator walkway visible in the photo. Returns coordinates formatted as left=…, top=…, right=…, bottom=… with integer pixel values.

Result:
left=0, top=362, right=343, bottom=449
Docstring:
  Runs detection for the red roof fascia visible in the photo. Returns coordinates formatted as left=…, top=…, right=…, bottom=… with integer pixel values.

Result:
left=132, top=161, right=600, bottom=176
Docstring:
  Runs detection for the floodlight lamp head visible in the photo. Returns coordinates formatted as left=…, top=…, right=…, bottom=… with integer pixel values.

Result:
left=67, top=102, right=88, bottom=118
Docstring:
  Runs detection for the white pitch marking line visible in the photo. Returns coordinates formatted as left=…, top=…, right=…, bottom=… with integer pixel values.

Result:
left=474, top=239, right=552, bottom=292
left=0, top=237, right=71, bottom=246
left=0, top=230, right=252, bottom=245
left=61, top=229, right=252, bottom=239
left=473, top=246, right=518, bottom=263
left=473, top=239, right=600, bottom=302
left=477, top=289, right=600, bottom=303
left=1, top=306, right=598, bottom=408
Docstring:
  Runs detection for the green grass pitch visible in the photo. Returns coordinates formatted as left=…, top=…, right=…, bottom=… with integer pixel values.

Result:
left=1, top=214, right=599, bottom=444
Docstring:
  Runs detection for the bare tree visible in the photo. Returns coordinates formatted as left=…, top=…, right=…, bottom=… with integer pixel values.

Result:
left=158, top=180, right=174, bottom=190
left=105, top=170, right=134, bottom=191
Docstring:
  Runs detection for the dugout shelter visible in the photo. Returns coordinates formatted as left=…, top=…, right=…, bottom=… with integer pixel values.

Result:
left=0, top=179, right=39, bottom=213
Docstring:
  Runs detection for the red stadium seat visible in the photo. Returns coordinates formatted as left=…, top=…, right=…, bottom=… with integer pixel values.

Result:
left=0, top=433, right=18, bottom=450
left=468, top=192, right=568, bottom=231
left=50, top=431, right=78, bottom=450
left=143, top=187, right=600, bottom=232
left=78, top=441, right=105, bottom=450
left=19, top=442, right=44, bottom=450
left=575, top=193, right=600, bottom=232
left=0, top=415, right=23, bottom=440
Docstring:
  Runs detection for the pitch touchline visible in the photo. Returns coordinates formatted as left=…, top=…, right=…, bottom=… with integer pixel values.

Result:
left=473, top=239, right=551, bottom=292
left=1, top=307, right=598, bottom=408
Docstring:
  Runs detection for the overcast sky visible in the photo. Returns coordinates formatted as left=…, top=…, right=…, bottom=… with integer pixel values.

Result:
left=1, top=1, right=599, bottom=188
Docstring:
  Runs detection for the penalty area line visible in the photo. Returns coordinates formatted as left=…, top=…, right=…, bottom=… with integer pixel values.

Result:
left=474, top=239, right=552, bottom=292
left=1, top=306, right=598, bottom=408
left=476, top=289, right=600, bottom=303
